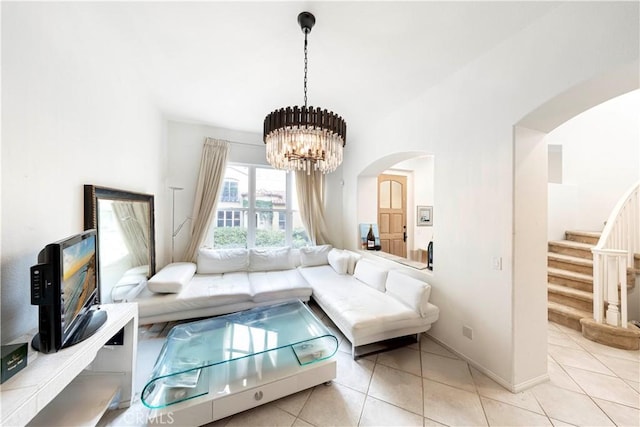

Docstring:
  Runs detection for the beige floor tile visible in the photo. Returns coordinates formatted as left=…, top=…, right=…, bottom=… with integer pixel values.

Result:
left=423, top=378, right=487, bottom=426
left=224, top=403, right=296, bottom=427
left=274, top=387, right=313, bottom=417
left=565, top=332, right=640, bottom=362
left=531, top=382, right=614, bottom=426
left=593, top=397, right=640, bottom=427
left=547, top=329, right=583, bottom=350
left=592, top=352, right=640, bottom=382
left=625, top=378, right=640, bottom=392
left=548, top=344, right=615, bottom=375
left=552, top=324, right=584, bottom=339
left=423, top=417, right=448, bottom=426
left=480, top=397, right=552, bottom=426
left=421, top=352, right=475, bottom=393
left=421, top=337, right=459, bottom=359
left=470, top=366, right=544, bottom=414
left=549, top=418, right=577, bottom=426
left=547, top=356, right=583, bottom=393
left=564, top=365, right=640, bottom=409
left=292, top=418, right=314, bottom=427
left=333, top=350, right=375, bottom=393
left=369, top=364, right=424, bottom=415
left=298, top=382, right=365, bottom=426
left=359, top=396, right=424, bottom=426
left=377, top=346, right=422, bottom=377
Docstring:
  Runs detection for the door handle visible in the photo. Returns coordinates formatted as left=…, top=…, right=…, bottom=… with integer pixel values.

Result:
left=403, top=225, right=407, bottom=242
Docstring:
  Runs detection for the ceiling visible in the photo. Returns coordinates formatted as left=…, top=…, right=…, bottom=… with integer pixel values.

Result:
left=36, top=1, right=561, bottom=136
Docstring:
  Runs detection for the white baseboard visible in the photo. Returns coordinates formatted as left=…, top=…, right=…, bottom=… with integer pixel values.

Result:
left=425, top=334, right=549, bottom=393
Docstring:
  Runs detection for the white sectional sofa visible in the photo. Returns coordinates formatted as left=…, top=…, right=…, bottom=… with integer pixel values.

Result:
left=124, top=245, right=439, bottom=355
left=126, top=247, right=312, bottom=324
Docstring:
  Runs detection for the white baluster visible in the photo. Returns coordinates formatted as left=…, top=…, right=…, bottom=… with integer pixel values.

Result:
left=605, top=255, right=620, bottom=327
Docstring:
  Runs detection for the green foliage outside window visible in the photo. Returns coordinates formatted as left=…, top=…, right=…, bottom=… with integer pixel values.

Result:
left=212, top=226, right=310, bottom=248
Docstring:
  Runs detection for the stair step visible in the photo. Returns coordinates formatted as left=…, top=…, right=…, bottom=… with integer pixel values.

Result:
left=548, top=240, right=594, bottom=259
left=548, top=267, right=593, bottom=292
left=565, top=230, right=601, bottom=245
left=548, top=252, right=593, bottom=275
left=548, top=283, right=593, bottom=312
left=548, top=301, right=591, bottom=331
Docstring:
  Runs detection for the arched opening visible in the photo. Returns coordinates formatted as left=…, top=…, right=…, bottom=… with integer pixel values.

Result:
left=512, top=61, right=638, bottom=386
left=356, top=151, right=434, bottom=269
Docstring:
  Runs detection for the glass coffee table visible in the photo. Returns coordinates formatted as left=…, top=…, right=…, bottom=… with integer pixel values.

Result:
left=142, top=301, right=338, bottom=425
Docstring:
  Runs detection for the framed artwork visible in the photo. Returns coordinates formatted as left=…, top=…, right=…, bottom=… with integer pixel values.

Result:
left=417, top=206, right=433, bottom=226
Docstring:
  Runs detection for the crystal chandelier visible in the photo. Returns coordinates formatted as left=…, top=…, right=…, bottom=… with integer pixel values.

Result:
left=263, top=12, right=347, bottom=174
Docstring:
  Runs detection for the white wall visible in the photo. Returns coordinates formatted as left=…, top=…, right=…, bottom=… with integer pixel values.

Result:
left=340, top=2, right=638, bottom=390
left=1, top=3, right=165, bottom=342
left=547, top=90, right=640, bottom=239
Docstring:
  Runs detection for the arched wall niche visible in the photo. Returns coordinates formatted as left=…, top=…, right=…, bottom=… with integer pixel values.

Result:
left=512, top=60, right=639, bottom=386
left=356, top=150, right=434, bottom=265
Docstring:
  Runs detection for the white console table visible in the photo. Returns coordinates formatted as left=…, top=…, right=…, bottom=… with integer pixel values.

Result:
left=0, top=303, right=138, bottom=427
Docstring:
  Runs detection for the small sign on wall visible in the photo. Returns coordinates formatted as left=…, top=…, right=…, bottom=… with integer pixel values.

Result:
left=417, top=206, right=433, bottom=226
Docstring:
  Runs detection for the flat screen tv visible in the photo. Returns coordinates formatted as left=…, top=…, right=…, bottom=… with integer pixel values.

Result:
left=30, top=229, right=107, bottom=353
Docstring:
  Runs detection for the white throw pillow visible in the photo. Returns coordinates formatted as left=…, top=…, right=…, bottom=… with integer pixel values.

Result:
left=342, top=250, right=362, bottom=275
left=299, top=244, right=333, bottom=267
left=385, top=270, right=432, bottom=317
left=353, top=259, right=388, bottom=292
left=249, top=247, right=292, bottom=271
left=197, top=248, right=249, bottom=274
left=147, top=262, right=196, bottom=294
left=327, top=249, right=350, bottom=275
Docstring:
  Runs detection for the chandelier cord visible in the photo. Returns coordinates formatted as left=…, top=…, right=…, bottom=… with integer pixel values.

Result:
left=303, top=31, right=308, bottom=109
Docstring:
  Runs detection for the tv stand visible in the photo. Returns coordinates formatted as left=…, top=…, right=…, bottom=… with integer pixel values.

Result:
left=1, top=303, right=137, bottom=427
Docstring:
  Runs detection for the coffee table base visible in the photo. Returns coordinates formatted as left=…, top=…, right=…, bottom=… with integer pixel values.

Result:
left=148, top=357, right=336, bottom=426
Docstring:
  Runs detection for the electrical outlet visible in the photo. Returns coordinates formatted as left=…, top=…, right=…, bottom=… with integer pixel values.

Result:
left=463, top=325, right=473, bottom=340
left=492, top=257, right=502, bottom=270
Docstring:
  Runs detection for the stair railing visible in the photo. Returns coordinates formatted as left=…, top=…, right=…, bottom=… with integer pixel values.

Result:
left=591, top=181, right=639, bottom=328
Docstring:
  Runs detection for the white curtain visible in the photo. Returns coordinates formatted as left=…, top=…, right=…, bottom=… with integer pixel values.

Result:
left=182, top=138, right=230, bottom=262
left=295, top=169, right=330, bottom=245
left=112, top=201, right=150, bottom=267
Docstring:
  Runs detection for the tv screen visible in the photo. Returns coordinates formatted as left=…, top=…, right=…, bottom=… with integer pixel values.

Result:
left=31, top=229, right=107, bottom=353
left=61, top=232, right=98, bottom=336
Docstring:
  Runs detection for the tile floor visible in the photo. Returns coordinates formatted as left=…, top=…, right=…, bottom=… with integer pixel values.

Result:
left=104, top=305, right=640, bottom=427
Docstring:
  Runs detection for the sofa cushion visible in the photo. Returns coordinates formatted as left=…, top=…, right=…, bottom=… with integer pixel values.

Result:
left=385, top=270, right=432, bottom=317
left=353, top=259, right=388, bottom=292
left=135, top=272, right=252, bottom=318
left=147, top=262, right=196, bottom=294
left=342, top=250, right=362, bottom=275
left=249, top=270, right=313, bottom=302
left=299, top=244, right=332, bottom=267
left=249, top=247, right=292, bottom=271
left=197, top=248, right=249, bottom=274
left=327, top=249, right=350, bottom=275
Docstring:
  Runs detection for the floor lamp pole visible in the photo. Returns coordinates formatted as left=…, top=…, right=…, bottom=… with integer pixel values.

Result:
left=170, top=186, right=183, bottom=263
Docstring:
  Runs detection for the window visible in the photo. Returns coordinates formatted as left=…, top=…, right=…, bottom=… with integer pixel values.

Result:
left=217, top=210, right=241, bottom=227
left=203, top=164, right=310, bottom=249
left=221, top=179, right=239, bottom=203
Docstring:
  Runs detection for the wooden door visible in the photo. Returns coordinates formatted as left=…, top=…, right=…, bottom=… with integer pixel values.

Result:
left=378, top=174, right=407, bottom=257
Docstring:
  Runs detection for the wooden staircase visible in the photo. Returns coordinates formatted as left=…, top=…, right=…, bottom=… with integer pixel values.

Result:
left=547, top=231, right=600, bottom=331
left=548, top=230, right=640, bottom=333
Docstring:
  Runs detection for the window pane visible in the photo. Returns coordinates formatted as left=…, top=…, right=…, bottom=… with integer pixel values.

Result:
left=391, top=181, right=402, bottom=209
left=292, top=210, right=311, bottom=248
left=255, top=209, right=285, bottom=247
left=380, top=181, right=391, bottom=208
left=256, top=168, right=286, bottom=207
